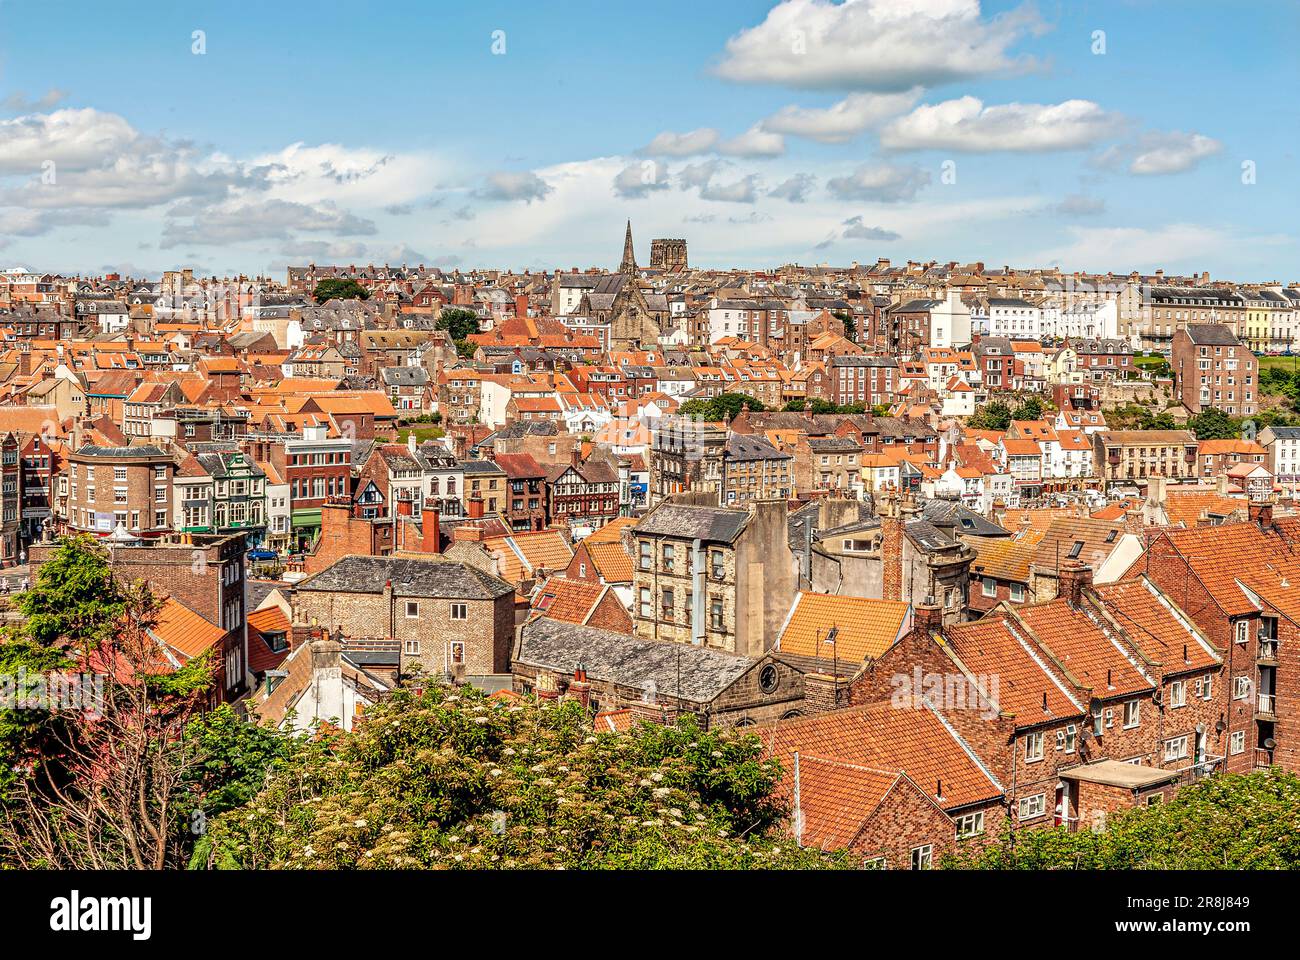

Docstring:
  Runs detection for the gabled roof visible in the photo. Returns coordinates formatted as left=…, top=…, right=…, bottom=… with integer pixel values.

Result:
left=764, top=700, right=1004, bottom=810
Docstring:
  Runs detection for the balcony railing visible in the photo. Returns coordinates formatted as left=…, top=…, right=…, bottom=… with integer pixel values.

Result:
left=1254, top=747, right=1274, bottom=770
left=1257, top=693, right=1276, bottom=716
left=1258, top=640, right=1279, bottom=664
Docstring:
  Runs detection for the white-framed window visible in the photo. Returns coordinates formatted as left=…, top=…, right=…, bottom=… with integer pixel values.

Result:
left=639, top=587, right=651, bottom=619
left=862, top=856, right=887, bottom=870
left=956, top=811, right=984, bottom=839
left=982, top=577, right=996, bottom=598
left=910, top=844, right=933, bottom=870
left=1233, top=676, right=1251, bottom=701
left=449, top=641, right=465, bottom=664
left=1235, top=620, right=1249, bottom=645
left=403, top=639, right=420, bottom=655
left=639, top=540, right=651, bottom=570
left=1229, top=730, right=1246, bottom=755
left=1024, top=731, right=1044, bottom=762
left=1168, top=679, right=1186, bottom=708
left=1163, top=736, right=1189, bottom=761
left=1197, top=675, right=1213, bottom=700
left=1018, top=793, right=1046, bottom=821
left=1009, top=583, right=1025, bottom=603
left=1056, top=724, right=1077, bottom=753
left=1123, top=699, right=1140, bottom=729
left=405, top=601, right=419, bottom=618
left=450, top=602, right=467, bottom=621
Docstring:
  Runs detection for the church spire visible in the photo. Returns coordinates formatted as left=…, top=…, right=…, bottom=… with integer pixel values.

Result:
left=620, top=219, right=637, bottom=276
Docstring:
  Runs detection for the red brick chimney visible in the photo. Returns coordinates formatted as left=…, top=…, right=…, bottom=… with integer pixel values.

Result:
left=1249, top=501, right=1274, bottom=529
left=880, top=509, right=904, bottom=602
left=568, top=664, right=591, bottom=710
left=422, top=505, right=441, bottom=553
left=911, top=596, right=944, bottom=639
left=1058, top=560, right=1093, bottom=606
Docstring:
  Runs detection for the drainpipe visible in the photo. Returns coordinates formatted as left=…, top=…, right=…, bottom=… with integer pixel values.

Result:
left=692, top=538, right=705, bottom=645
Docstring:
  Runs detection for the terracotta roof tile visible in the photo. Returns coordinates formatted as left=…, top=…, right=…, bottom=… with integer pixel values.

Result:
left=777, top=592, right=910, bottom=664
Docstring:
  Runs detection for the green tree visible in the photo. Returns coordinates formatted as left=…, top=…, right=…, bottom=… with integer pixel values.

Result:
left=313, top=278, right=370, bottom=303
left=947, top=769, right=1300, bottom=870
left=678, top=392, right=765, bottom=421
left=0, top=535, right=127, bottom=798
left=968, top=400, right=1013, bottom=431
left=1187, top=407, right=1240, bottom=440
left=193, top=687, right=841, bottom=870
left=0, top=583, right=216, bottom=869
left=438, top=308, right=482, bottom=343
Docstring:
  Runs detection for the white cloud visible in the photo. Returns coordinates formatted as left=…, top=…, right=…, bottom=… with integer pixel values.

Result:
left=475, top=170, right=553, bottom=203
left=763, top=89, right=921, bottom=143
left=161, top=199, right=377, bottom=248
left=252, top=142, right=444, bottom=207
left=1049, top=194, right=1106, bottom=216
left=613, top=160, right=671, bottom=198
left=880, top=96, right=1125, bottom=152
left=714, top=0, right=1044, bottom=90
left=826, top=161, right=930, bottom=202
left=0, top=206, right=111, bottom=235
left=1, top=89, right=68, bottom=112
left=717, top=125, right=785, bottom=157
left=841, top=215, right=900, bottom=241
left=641, top=128, right=720, bottom=157
left=1034, top=223, right=1286, bottom=273
left=769, top=173, right=817, bottom=202
left=701, top=174, right=760, bottom=203
left=1129, top=132, right=1223, bottom=175
left=0, top=108, right=141, bottom=174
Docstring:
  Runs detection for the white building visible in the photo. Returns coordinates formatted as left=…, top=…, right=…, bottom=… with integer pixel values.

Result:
left=987, top=298, right=1042, bottom=339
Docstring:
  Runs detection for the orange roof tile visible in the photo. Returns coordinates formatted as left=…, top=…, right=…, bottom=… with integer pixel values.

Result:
left=777, top=593, right=911, bottom=664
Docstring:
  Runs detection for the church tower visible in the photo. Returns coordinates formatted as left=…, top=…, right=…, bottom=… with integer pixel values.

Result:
left=619, top=220, right=637, bottom=276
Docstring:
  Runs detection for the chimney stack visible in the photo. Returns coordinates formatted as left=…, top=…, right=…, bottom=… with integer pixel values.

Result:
left=912, top=595, right=944, bottom=638
left=1058, top=560, right=1093, bottom=606
left=568, top=664, right=592, bottom=710
left=1249, top=500, right=1274, bottom=529
left=422, top=504, right=441, bottom=553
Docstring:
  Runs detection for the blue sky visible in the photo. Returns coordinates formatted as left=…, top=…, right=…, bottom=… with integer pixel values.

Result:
left=1, top=0, right=1297, bottom=280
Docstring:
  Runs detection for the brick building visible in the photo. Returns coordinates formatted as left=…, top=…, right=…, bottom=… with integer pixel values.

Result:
left=1171, top=323, right=1258, bottom=416
left=293, top=553, right=516, bottom=679
left=66, top=443, right=176, bottom=537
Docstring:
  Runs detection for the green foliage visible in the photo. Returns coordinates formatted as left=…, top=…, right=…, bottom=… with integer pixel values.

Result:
left=967, top=395, right=1050, bottom=431
left=1105, top=403, right=1178, bottom=431
left=437, top=308, right=481, bottom=343
left=947, top=769, right=1300, bottom=869
left=782, top=399, right=866, bottom=414
left=180, top=707, right=302, bottom=828
left=18, top=534, right=125, bottom=651
left=312, top=278, right=370, bottom=303
left=0, top=535, right=126, bottom=798
left=194, top=687, right=839, bottom=870
left=834, top=311, right=856, bottom=343
left=1186, top=407, right=1240, bottom=440
left=678, top=392, right=766, bottom=421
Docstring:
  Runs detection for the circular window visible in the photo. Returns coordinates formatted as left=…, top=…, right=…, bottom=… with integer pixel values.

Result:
left=759, top=664, right=779, bottom=694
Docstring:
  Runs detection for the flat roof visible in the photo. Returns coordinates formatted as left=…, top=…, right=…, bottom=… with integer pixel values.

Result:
left=1060, top=759, right=1181, bottom=790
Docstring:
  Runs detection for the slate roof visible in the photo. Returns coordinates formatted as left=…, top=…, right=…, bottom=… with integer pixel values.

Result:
left=297, top=555, right=514, bottom=599
left=922, top=499, right=1008, bottom=538
left=516, top=618, right=754, bottom=704
left=1183, top=323, right=1241, bottom=346
left=634, top=502, right=750, bottom=543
